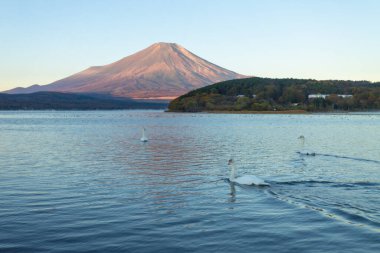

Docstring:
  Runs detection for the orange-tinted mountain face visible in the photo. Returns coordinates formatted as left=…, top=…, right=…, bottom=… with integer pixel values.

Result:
left=6, top=43, right=246, bottom=99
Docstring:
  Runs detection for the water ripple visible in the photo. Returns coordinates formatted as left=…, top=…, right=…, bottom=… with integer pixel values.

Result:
left=0, top=110, right=379, bottom=253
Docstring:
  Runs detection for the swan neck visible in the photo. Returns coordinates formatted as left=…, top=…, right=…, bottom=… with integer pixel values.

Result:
left=229, top=164, right=236, bottom=181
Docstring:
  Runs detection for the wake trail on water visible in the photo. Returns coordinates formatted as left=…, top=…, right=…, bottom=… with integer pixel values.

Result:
left=297, top=151, right=380, bottom=165
left=220, top=149, right=380, bottom=232
left=265, top=180, right=380, bottom=232
left=273, top=180, right=380, bottom=187
left=222, top=174, right=380, bottom=231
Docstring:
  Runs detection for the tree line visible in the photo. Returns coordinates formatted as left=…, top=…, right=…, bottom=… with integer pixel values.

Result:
left=168, top=77, right=380, bottom=112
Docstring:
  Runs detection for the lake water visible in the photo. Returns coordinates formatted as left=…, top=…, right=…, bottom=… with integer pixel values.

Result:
left=0, top=110, right=379, bottom=252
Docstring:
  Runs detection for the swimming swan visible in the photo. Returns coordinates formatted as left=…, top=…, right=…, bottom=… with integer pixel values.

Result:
left=228, top=159, right=269, bottom=186
left=297, top=135, right=315, bottom=156
left=140, top=127, right=148, bottom=142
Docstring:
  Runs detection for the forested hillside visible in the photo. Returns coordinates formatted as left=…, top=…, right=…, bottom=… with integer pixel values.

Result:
left=168, top=77, right=380, bottom=112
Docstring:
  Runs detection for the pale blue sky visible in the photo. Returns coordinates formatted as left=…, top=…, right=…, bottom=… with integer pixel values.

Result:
left=1, top=0, right=379, bottom=90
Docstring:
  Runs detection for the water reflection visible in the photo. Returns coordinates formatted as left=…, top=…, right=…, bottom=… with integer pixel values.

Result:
left=228, top=182, right=236, bottom=203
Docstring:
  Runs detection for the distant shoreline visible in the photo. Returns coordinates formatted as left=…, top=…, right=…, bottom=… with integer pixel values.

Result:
left=167, top=110, right=308, bottom=114
left=167, top=110, right=380, bottom=114
left=0, top=92, right=168, bottom=110
left=202, top=110, right=308, bottom=114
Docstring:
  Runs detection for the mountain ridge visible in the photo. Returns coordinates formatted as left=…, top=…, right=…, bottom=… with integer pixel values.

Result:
left=5, top=43, right=246, bottom=99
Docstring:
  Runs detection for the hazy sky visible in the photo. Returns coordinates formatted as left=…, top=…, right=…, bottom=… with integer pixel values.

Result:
left=1, top=0, right=379, bottom=90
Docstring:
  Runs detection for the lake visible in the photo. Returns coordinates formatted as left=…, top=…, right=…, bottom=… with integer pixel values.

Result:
left=0, top=110, right=379, bottom=252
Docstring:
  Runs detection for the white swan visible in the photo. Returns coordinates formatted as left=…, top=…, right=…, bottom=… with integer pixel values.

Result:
left=228, top=159, right=269, bottom=186
left=140, top=127, right=148, bottom=142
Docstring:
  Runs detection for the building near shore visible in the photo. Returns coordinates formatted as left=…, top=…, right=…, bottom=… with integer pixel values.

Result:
left=308, top=94, right=353, bottom=99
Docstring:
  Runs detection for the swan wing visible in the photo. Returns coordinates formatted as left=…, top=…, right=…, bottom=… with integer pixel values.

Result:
left=234, top=175, right=269, bottom=186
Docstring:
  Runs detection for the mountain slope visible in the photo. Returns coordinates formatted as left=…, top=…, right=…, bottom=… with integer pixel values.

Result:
left=5, top=43, right=246, bottom=99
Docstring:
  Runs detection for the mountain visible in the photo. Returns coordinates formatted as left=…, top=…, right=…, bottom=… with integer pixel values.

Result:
left=5, top=42, right=246, bottom=99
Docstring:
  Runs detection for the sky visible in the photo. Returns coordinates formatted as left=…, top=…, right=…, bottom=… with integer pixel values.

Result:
left=0, top=0, right=379, bottom=90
